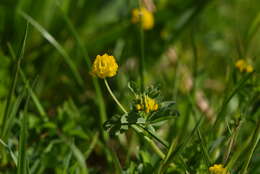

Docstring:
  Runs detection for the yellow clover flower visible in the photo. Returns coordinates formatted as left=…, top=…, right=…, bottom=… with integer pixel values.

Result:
left=235, top=59, right=253, bottom=73
left=136, top=95, right=158, bottom=113
left=131, top=7, right=154, bottom=30
left=92, top=54, right=118, bottom=78
left=209, top=164, right=230, bottom=174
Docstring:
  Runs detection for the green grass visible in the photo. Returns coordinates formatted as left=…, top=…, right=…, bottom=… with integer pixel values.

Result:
left=0, top=0, right=259, bottom=173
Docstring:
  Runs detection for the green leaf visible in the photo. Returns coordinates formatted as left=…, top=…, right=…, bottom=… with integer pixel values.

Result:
left=103, top=114, right=129, bottom=136
left=104, top=111, right=146, bottom=136
left=148, top=101, right=179, bottom=123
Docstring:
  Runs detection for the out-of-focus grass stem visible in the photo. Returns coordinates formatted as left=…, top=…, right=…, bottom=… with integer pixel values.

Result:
left=241, top=120, right=260, bottom=174
left=138, top=1, right=145, bottom=92
left=56, top=6, right=108, bottom=141
left=139, top=27, right=145, bottom=92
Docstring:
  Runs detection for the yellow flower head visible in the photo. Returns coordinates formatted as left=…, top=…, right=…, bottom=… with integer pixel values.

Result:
left=131, top=7, right=154, bottom=30
left=91, top=54, right=118, bottom=78
left=136, top=95, right=158, bottom=113
left=235, top=59, right=253, bottom=73
left=209, top=164, right=230, bottom=174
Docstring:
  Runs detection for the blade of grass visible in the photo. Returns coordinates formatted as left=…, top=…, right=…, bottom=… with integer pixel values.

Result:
left=214, top=72, right=253, bottom=128
left=197, top=128, right=211, bottom=168
left=17, top=89, right=30, bottom=174
left=85, top=132, right=99, bottom=159
left=137, top=124, right=169, bottom=148
left=158, top=116, right=204, bottom=173
left=245, top=12, right=260, bottom=53
left=20, top=71, right=47, bottom=118
left=67, top=142, right=89, bottom=174
left=226, top=122, right=254, bottom=170
left=110, top=148, right=123, bottom=174
left=178, top=154, right=191, bottom=174
left=131, top=125, right=166, bottom=159
left=223, top=120, right=242, bottom=164
left=241, top=120, right=260, bottom=174
left=19, top=10, right=84, bottom=88
left=157, top=137, right=178, bottom=173
left=0, top=23, right=28, bottom=138
left=63, top=152, right=72, bottom=174
left=0, top=138, right=17, bottom=166
left=187, top=92, right=211, bottom=171
left=2, top=89, right=26, bottom=140
left=7, top=43, right=48, bottom=119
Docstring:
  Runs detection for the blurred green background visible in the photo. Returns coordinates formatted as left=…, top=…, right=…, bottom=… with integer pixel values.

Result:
left=0, top=0, right=259, bottom=173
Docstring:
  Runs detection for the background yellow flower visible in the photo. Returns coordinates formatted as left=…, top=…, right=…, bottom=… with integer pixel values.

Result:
left=209, top=164, right=230, bottom=174
left=235, top=59, right=254, bottom=73
left=131, top=7, right=154, bottom=30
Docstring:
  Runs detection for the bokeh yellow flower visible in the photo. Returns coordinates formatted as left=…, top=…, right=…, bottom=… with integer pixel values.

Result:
left=245, top=64, right=253, bottom=73
left=136, top=95, right=158, bottom=113
left=209, top=164, right=230, bottom=174
left=131, top=7, right=154, bottom=30
left=92, top=54, right=118, bottom=78
left=235, top=59, right=253, bottom=73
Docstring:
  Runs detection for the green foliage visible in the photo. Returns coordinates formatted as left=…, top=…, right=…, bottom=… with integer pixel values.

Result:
left=104, top=84, right=178, bottom=136
left=0, top=0, right=259, bottom=173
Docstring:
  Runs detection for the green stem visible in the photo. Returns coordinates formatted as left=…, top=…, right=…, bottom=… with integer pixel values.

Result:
left=139, top=28, right=145, bottom=92
left=131, top=125, right=165, bottom=159
left=241, top=121, right=260, bottom=174
left=145, top=136, right=165, bottom=159
left=138, top=0, right=145, bottom=92
left=104, top=79, right=127, bottom=113
left=137, top=124, right=169, bottom=148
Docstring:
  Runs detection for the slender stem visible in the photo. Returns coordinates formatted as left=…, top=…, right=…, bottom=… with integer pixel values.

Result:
left=145, top=136, right=165, bottom=159
left=241, top=120, right=260, bottom=174
left=131, top=125, right=165, bottom=159
left=138, top=1, right=145, bottom=92
left=137, top=124, right=169, bottom=148
left=139, top=28, right=145, bottom=92
left=104, top=79, right=127, bottom=113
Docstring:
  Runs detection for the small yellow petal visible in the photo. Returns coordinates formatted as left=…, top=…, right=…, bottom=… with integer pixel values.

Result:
left=136, top=96, right=159, bottom=113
